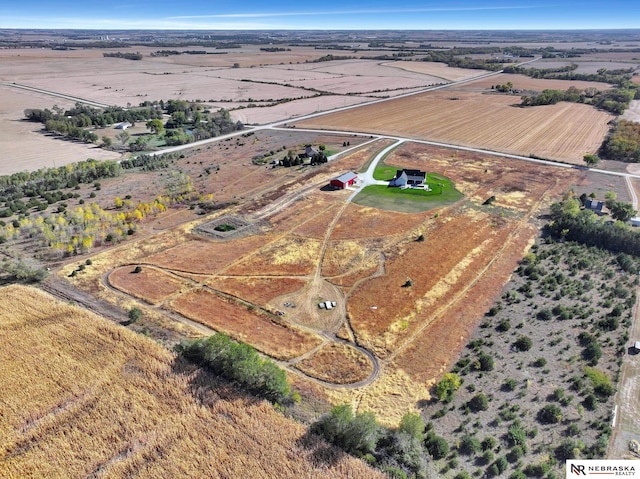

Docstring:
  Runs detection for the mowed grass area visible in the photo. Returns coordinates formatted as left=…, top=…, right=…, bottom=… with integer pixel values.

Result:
left=355, top=172, right=463, bottom=213
left=0, top=285, right=383, bottom=479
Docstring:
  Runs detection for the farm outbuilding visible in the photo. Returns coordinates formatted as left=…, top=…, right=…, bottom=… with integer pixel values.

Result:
left=115, top=121, right=132, bottom=130
left=330, top=172, right=358, bottom=189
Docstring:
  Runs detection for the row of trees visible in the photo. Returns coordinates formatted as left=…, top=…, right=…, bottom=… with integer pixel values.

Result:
left=0, top=159, right=121, bottom=203
left=312, top=406, right=439, bottom=478
left=177, top=333, right=294, bottom=404
left=103, top=51, right=143, bottom=60
left=418, top=49, right=504, bottom=70
left=504, top=65, right=635, bottom=87
left=519, top=86, right=638, bottom=115
left=25, top=103, right=163, bottom=129
left=547, top=194, right=640, bottom=257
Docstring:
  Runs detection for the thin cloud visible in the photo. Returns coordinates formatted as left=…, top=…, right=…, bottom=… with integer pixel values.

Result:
left=169, top=4, right=556, bottom=20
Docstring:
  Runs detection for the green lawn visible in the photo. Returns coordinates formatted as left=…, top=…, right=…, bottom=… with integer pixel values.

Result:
left=354, top=173, right=463, bottom=213
left=373, top=164, right=400, bottom=181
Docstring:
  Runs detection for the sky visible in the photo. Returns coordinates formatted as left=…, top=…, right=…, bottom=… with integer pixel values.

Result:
left=1, top=0, right=639, bottom=30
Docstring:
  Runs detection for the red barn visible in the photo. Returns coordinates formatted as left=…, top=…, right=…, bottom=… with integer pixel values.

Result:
left=330, top=172, right=358, bottom=189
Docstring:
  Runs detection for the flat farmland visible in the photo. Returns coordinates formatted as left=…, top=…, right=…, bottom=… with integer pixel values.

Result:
left=60, top=135, right=582, bottom=423
left=0, top=47, right=464, bottom=129
left=207, top=276, right=307, bottom=306
left=296, top=89, right=614, bottom=163
left=461, top=73, right=612, bottom=92
left=0, top=84, right=120, bottom=175
left=0, top=285, right=382, bottom=479
left=383, top=60, right=490, bottom=81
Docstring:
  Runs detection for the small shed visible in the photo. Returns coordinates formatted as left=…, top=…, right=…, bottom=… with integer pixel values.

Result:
left=634, top=341, right=640, bottom=351
left=330, top=172, right=358, bottom=189
left=115, top=121, right=132, bottom=130
left=631, top=217, right=640, bottom=227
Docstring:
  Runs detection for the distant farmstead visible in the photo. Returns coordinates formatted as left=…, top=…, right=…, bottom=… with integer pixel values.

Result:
left=330, top=172, right=358, bottom=189
left=389, top=169, right=426, bottom=187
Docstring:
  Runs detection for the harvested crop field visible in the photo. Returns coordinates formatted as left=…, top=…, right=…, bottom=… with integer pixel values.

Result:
left=170, top=289, right=322, bottom=359
left=0, top=285, right=382, bottom=479
left=296, top=89, right=614, bottom=163
left=461, top=73, right=612, bottom=92
left=0, top=84, right=121, bottom=175
left=383, top=61, right=489, bottom=81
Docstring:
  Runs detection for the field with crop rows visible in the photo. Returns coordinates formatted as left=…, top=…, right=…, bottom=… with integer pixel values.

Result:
left=0, top=285, right=383, bottom=479
left=296, top=89, right=614, bottom=163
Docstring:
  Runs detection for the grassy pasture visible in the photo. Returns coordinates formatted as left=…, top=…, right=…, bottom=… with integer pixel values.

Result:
left=0, top=285, right=382, bottom=479
left=354, top=183, right=464, bottom=213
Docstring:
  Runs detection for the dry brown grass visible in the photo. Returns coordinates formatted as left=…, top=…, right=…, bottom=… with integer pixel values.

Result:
left=295, top=342, right=374, bottom=384
left=296, top=90, right=614, bottom=163
left=207, top=276, right=307, bottom=306
left=108, top=265, right=187, bottom=304
left=225, top=236, right=321, bottom=276
left=330, top=204, right=428, bottom=240
left=170, top=289, right=322, bottom=359
left=144, top=235, right=269, bottom=274
left=0, top=285, right=383, bottom=478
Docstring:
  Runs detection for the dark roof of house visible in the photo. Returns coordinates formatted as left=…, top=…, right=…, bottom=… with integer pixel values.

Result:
left=403, top=169, right=426, bottom=178
left=585, top=199, right=604, bottom=211
left=305, top=146, right=319, bottom=156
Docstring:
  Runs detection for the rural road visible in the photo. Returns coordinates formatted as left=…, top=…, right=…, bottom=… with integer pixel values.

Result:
left=1, top=81, right=112, bottom=109
left=607, top=174, right=640, bottom=458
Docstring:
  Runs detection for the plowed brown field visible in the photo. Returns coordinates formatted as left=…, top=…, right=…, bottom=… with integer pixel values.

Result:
left=296, top=90, right=613, bottom=163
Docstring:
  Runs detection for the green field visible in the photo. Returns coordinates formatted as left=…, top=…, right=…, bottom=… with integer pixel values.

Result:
left=354, top=172, right=463, bottom=213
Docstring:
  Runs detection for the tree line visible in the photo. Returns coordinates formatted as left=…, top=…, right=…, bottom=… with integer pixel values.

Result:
left=600, top=120, right=640, bottom=162
left=103, top=51, right=143, bottom=60
left=0, top=159, right=121, bottom=203
left=546, top=194, right=640, bottom=258
left=519, top=86, right=638, bottom=115
left=504, top=65, right=636, bottom=87
left=177, top=333, right=294, bottom=404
